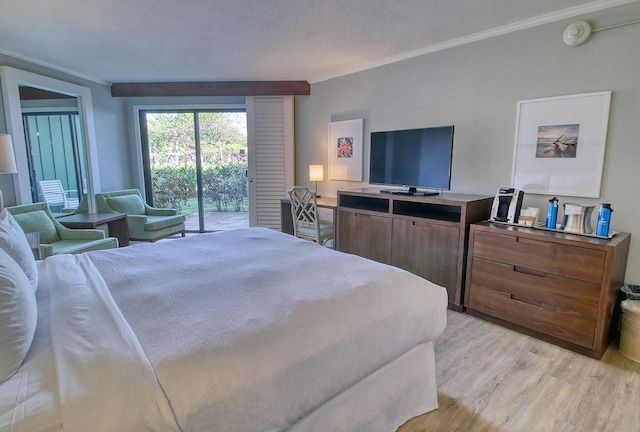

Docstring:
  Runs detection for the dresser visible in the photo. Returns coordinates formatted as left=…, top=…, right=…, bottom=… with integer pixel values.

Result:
left=465, top=222, right=630, bottom=359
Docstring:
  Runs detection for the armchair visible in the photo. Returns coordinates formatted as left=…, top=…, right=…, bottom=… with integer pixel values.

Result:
left=6, top=202, right=118, bottom=258
left=95, top=189, right=185, bottom=242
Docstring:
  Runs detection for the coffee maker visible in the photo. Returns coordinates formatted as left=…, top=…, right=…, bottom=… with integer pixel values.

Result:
left=489, top=187, right=524, bottom=224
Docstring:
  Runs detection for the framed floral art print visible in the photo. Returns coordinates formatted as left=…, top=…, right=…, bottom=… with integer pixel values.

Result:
left=328, top=119, right=363, bottom=181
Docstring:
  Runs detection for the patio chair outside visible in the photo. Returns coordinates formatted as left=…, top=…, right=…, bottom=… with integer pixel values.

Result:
left=37, top=179, right=79, bottom=213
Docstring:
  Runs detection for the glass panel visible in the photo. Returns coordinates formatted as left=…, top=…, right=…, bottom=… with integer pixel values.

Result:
left=199, top=112, right=248, bottom=227
left=144, top=110, right=248, bottom=232
left=23, top=113, right=84, bottom=211
left=146, top=111, right=197, bottom=220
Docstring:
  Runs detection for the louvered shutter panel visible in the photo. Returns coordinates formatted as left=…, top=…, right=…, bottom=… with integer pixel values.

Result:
left=246, top=96, right=294, bottom=229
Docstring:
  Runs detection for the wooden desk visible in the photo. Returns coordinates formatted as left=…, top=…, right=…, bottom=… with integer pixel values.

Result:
left=59, top=213, right=130, bottom=247
left=280, top=197, right=337, bottom=238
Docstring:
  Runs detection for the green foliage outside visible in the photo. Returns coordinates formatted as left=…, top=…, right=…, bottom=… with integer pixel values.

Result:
left=146, top=112, right=248, bottom=214
left=202, top=163, right=248, bottom=212
left=151, top=165, right=248, bottom=213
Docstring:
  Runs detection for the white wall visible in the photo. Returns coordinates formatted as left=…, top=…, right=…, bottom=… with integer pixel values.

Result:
left=294, top=3, right=640, bottom=283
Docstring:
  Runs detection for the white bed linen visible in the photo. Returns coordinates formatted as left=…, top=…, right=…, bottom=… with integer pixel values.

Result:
left=1, top=227, right=448, bottom=432
left=0, top=262, right=61, bottom=432
left=87, top=228, right=448, bottom=431
left=290, top=342, right=437, bottom=432
left=46, top=254, right=180, bottom=432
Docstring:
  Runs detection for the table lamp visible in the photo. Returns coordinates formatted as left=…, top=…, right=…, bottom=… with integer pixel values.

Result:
left=309, top=164, right=324, bottom=197
left=0, top=134, right=18, bottom=212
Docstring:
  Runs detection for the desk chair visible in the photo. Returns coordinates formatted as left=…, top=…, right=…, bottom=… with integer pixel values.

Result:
left=287, top=186, right=333, bottom=247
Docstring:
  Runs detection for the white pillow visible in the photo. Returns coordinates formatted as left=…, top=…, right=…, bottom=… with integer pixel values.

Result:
left=0, top=209, right=38, bottom=292
left=0, top=248, right=37, bottom=384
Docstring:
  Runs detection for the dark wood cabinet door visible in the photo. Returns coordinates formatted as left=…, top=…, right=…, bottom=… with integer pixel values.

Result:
left=391, top=218, right=459, bottom=299
left=337, top=210, right=391, bottom=263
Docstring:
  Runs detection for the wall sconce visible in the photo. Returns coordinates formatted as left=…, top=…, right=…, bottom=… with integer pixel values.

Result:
left=0, top=134, right=18, bottom=211
left=309, top=164, right=324, bottom=197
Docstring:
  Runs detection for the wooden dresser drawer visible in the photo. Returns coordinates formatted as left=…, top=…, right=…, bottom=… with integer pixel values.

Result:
left=465, top=222, right=631, bottom=359
left=468, top=257, right=600, bottom=318
left=468, top=283, right=596, bottom=348
left=472, top=230, right=605, bottom=284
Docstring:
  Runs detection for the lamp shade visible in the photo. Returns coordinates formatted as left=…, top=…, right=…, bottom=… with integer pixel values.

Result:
left=309, top=164, right=324, bottom=182
left=0, top=134, right=17, bottom=173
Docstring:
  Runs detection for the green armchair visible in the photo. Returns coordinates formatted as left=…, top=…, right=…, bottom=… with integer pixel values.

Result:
left=6, top=202, right=118, bottom=258
left=95, top=189, right=185, bottom=242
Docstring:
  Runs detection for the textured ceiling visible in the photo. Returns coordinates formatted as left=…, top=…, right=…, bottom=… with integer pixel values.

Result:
left=0, top=0, right=636, bottom=84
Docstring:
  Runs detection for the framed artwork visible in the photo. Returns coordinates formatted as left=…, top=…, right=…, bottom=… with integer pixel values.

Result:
left=511, top=91, right=611, bottom=198
left=328, top=119, right=363, bottom=181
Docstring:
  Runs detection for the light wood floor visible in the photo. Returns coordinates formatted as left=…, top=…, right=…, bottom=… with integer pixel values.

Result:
left=398, top=310, right=640, bottom=432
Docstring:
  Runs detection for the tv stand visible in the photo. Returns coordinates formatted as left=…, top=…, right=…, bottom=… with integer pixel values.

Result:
left=336, top=188, right=493, bottom=310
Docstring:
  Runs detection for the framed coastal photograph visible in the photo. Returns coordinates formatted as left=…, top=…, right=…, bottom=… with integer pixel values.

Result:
left=328, top=119, right=363, bottom=181
left=511, top=91, right=611, bottom=198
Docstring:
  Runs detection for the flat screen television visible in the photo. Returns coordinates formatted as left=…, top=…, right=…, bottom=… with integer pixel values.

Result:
left=369, top=125, right=454, bottom=196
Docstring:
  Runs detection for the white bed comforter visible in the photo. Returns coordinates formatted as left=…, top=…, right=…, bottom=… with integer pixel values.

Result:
left=45, top=253, right=180, bottom=431
left=24, top=228, right=448, bottom=431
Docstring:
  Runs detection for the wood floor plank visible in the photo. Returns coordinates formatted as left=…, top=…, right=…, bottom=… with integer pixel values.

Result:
left=398, top=310, right=640, bottom=431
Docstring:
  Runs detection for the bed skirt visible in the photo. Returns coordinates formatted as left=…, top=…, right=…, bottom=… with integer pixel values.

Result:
left=291, top=342, right=437, bottom=432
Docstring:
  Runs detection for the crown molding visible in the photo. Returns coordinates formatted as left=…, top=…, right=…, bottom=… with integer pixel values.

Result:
left=309, top=0, right=637, bottom=84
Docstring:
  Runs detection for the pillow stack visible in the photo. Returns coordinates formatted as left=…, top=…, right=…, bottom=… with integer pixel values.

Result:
left=0, top=209, right=38, bottom=383
left=0, top=209, right=38, bottom=290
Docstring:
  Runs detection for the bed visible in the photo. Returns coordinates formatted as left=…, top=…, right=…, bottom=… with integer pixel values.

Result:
left=0, top=210, right=448, bottom=432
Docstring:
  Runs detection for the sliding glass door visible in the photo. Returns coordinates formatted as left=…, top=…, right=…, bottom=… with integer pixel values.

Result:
left=139, top=109, right=248, bottom=232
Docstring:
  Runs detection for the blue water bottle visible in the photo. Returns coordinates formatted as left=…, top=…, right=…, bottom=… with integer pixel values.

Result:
left=596, top=204, right=613, bottom=237
left=546, top=197, right=558, bottom=229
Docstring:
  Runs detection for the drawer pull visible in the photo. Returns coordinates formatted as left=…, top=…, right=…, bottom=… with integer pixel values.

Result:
left=511, top=293, right=543, bottom=308
left=517, top=237, right=548, bottom=247
left=514, top=266, right=546, bottom=278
